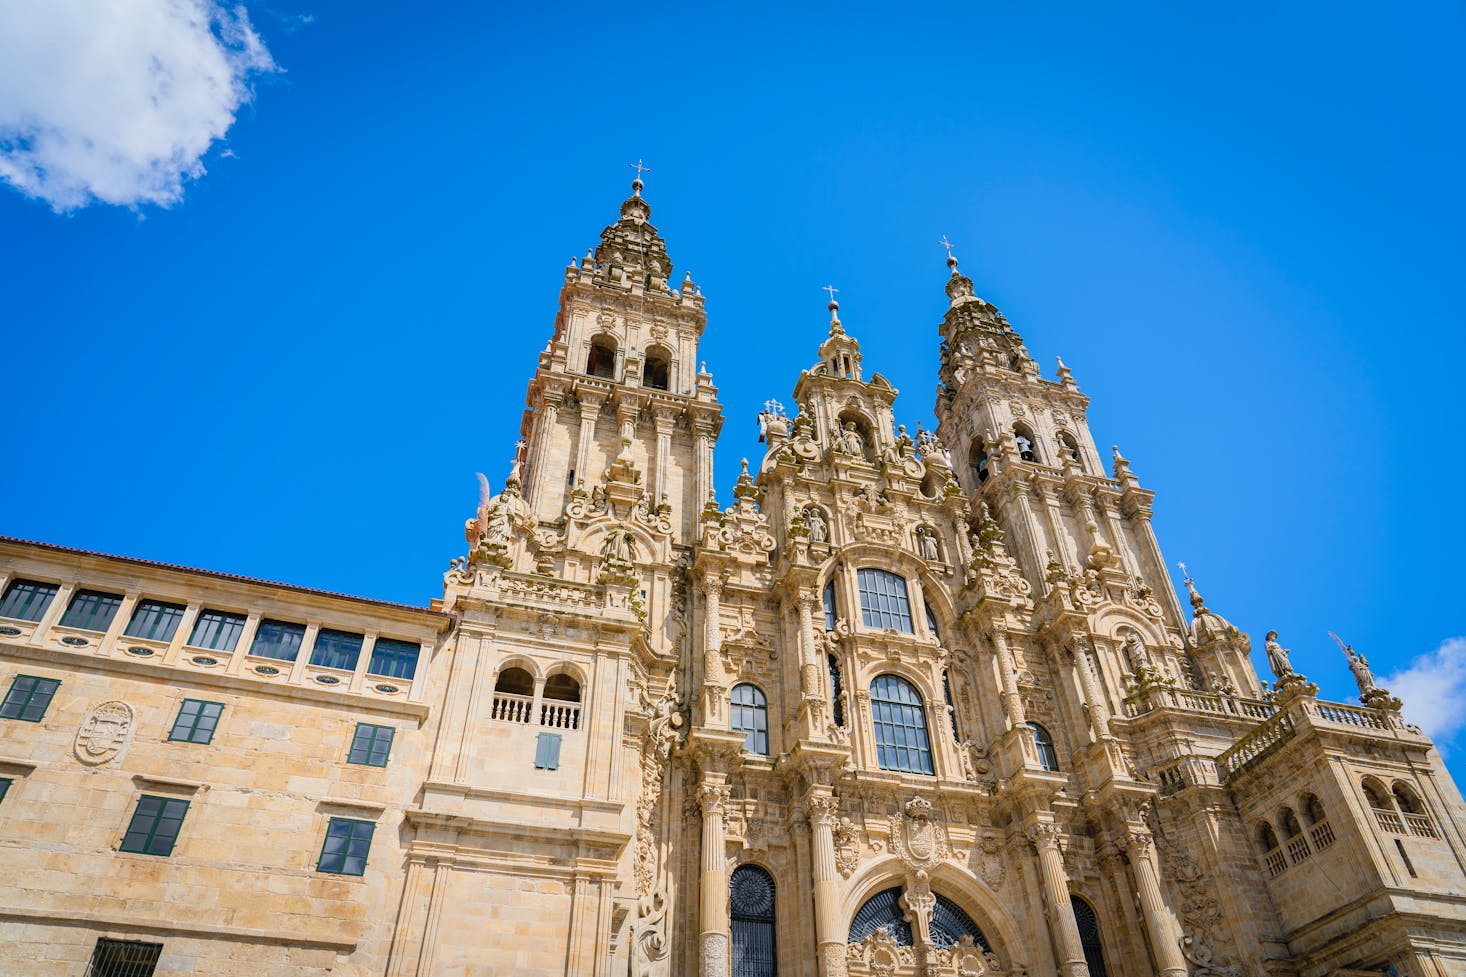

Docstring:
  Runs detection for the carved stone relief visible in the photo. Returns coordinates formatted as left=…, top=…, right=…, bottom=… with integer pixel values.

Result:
left=73, top=700, right=134, bottom=766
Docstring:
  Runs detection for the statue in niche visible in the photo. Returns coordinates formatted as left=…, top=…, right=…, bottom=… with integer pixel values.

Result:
left=1122, top=631, right=1150, bottom=670
left=1264, top=630, right=1294, bottom=680
left=834, top=421, right=865, bottom=457
left=601, top=525, right=637, bottom=566
left=916, top=527, right=940, bottom=562
left=805, top=507, right=828, bottom=543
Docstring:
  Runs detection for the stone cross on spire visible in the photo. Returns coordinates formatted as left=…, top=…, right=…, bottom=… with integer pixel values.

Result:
left=629, top=159, right=650, bottom=190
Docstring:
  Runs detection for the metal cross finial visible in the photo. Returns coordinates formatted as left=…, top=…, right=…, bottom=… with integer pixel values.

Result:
left=1177, top=561, right=1189, bottom=579
left=630, top=159, right=651, bottom=180
left=939, top=235, right=956, bottom=259
left=514, top=439, right=527, bottom=460
left=822, top=284, right=840, bottom=303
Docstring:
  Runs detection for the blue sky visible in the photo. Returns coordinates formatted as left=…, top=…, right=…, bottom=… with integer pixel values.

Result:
left=2, top=4, right=1463, bottom=771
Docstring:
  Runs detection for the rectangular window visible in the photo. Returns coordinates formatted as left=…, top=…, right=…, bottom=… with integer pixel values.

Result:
left=856, top=568, right=914, bottom=633
left=317, top=817, right=375, bottom=875
left=0, top=777, right=12, bottom=804
left=368, top=638, right=420, bottom=680
left=250, top=619, right=305, bottom=661
left=0, top=674, right=60, bottom=722
left=85, top=938, right=163, bottom=977
left=123, top=600, right=186, bottom=642
left=188, top=610, right=246, bottom=652
left=534, top=732, right=563, bottom=770
left=59, top=590, right=123, bottom=632
left=347, top=722, right=394, bottom=766
left=168, top=699, right=224, bottom=744
left=0, top=579, right=58, bottom=622
left=119, top=795, right=189, bottom=856
left=310, top=629, right=363, bottom=671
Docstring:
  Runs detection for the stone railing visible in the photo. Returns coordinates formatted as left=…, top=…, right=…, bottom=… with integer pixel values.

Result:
left=1309, top=819, right=1336, bottom=850
left=540, top=700, right=582, bottom=730
left=1310, top=700, right=1391, bottom=731
left=1262, top=820, right=1334, bottom=880
left=491, top=691, right=534, bottom=723
left=496, top=572, right=602, bottom=610
left=1286, top=834, right=1312, bottom=865
left=1216, top=711, right=1297, bottom=782
left=1405, top=813, right=1438, bottom=839
left=1373, top=808, right=1405, bottom=835
left=1263, top=847, right=1287, bottom=878
left=1123, top=685, right=1276, bottom=721
left=1154, top=764, right=1187, bottom=797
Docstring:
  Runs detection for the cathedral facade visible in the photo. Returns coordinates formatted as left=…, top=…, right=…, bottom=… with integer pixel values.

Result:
left=3, top=179, right=1465, bottom=977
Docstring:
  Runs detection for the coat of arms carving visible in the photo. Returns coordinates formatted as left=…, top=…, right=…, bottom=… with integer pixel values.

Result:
left=73, top=700, right=134, bottom=766
left=889, top=796, right=948, bottom=871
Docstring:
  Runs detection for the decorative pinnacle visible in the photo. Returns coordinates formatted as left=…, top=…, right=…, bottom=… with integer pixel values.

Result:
left=629, top=158, right=650, bottom=194
left=939, top=235, right=958, bottom=272
left=822, top=285, right=843, bottom=333
left=1177, top=562, right=1207, bottom=612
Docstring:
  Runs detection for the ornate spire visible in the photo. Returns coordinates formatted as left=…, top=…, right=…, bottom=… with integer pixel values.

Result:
left=823, top=285, right=843, bottom=335
left=1178, top=562, right=1207, bottom=613
left=941, top=237, right=976, bottom=306
left=589, top=165, right=671, bottom=291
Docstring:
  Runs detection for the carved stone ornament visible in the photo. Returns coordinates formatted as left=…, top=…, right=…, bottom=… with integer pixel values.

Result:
left=700, top=931, right=729, bottom=977
left=73, top=700, right=134, bottom=766
left=847, top=928, right=915, bottom=977
left=975, top=837, right=1005, bottom=890
left=890, top=796, right=949, bottom=871
left=833, top=817, right=861, bottom=879
left=630, top=888, right=672, bottom=977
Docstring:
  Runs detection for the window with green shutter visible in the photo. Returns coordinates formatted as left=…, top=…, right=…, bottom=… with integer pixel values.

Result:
left=119, top=795, right=189, bottom=856
left=0, top=579, right=57, bottom=622
left=347, top=723, right=394, bottom=766
left=534, top=732, right=562, bottom=770
left=317, top=817, right=375, bottom=875
left=59, top=590, right=122, bottom=632
left=0, top=674, right=60, bottom=722
left=250, top=619, right=305, bottom=661
left=188, top=610, right=246, bottom=651
left=123, top=600, right=186, bottom=642
left=310, top=629, right=362, bottom=671
left=168, top=699, right=224, bottom=744
left=367, top=638, right=419, bottom=680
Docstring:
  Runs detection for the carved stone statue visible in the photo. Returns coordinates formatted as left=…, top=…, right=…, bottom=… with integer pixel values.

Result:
left=1264, top=630, right=1294, bottom=680
left=1122, top=631, right=1150, bottom=670
left=483, top=500, right=512, bottom=545
left=1334, top=633, right=1379, bottom=696
left=805, top=507, right=828, bottom=543
left=916, top=527, right=940, bottom=562
left=833, top=421, right=865, bottom=457
left=601, top=525, right=637, bottom=566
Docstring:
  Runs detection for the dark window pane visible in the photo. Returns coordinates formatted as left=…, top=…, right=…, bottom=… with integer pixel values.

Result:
left=1029, top=723, right=1060, bottom=772
left=0, top=674, right=61, bottom=722
left=822, top=581, right=837, bottom=630
left=0, top=777, right=12, bottom=804
left=368, top=638, right=419, bottom=680
left=188, top=610, right=246, bottom=651
left=850, top=886, right=913, bottom=946
left=347, top=723, right=394, bottom=766
left=168, top=699, right=223, bottom=744
left=869, top=675, right=934, bottom=775
left=730, top=683, right=769, bottom=756
left=856, top=569, right=913, bottom=633
left=730, top=865, right=777, bottom=977
left=311, top=629, right=363, bottom=671
left=0, top=579, right=58, bottom=622
left=250, top=620, right=305, bottom=662
left=87, top=937, right=163, bottom=977
left=318, top=817, right=375, bottom=875
left=60, top=590, right=123, bottom=632
left=124, top=600, right=186, bottom=642
left=119, top=795, right=189, bottom=856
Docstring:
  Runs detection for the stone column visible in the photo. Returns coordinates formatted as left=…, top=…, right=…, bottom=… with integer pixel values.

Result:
left=990, top=625, right=1026, bottom=729
left=1069, top=638, right=1111, bottom=741
left=653, top=408, right=676, bottom=509
left=525, top=385, right=563, bottom=510
left=1126, top=828, right=1187, bottom=977
left=796, top=592, right=821, bottom=700
left=701, top=574, right=726, bottom=724
left=698, top=782, right=732, bottom=977
left=574, top=395, right=604, bottom=489
left=694, top=419, right=716, bottom=512
left=1027, top=822, right=1089, bottom=977
left=806, top=793, right=847, bottom=977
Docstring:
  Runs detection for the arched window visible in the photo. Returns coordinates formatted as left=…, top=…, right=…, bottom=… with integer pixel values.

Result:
left=730, top=865, right=777, bottom=977
left=1362, top=778, right=1393, bottom=811
left=828, top=653, right=845, bottom=728
left=870, top=675, right=934, bottom=775
left=586, top=335, right=617, bottom=379
left=943, top=670, right=960, bottom=742
left=971, top=438, right=989, bottom=483
left=1302, top=794, right=1327, bottom=826
left=1070, top=896, right=1109, bottom=977
left=541, top=672, right=582, bottom=730
left=731, top=683, right=769, bottom=756
left=823, top=580, right=838, bottom=631
left=1257, top=822, right=1280, bottom=853
left=856, top=569, right=913, bottom=633
left=1280, top=807, right=1304, bottom=839
left=930, top=893, right=991, bottom=950
left=924, top=602, right=940, bottom=640
left=849, top=886, right=912, bottom=946
left=543, top=673, right=580, bottom=702
left=493, top=666, right=533, bottom=696
left=1057, top=431, right=1083, bottom=467
left=1029, top=722, right=1059, bottom=772
left=492, top=666, right=535, bottom=723
left=1392, top=783, right=1425, bottom=816
left=1013, top=423, right=1039, bottom=463
left=642, top=345, right=671, bottom=390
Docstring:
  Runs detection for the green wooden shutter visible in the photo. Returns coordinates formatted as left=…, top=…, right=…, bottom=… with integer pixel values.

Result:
left=535, top=732, right=562, bottom=770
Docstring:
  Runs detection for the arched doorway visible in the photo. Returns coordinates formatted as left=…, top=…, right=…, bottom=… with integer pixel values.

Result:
left=730, top=864, right=777, bottom=977
left=1071, top=895, right=1108, bottom=977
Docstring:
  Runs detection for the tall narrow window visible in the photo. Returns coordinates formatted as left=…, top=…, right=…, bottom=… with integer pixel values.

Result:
left=828, top=653, right=845, bottom=728
left=86, top=938, right=163, bottom=977
left=870, top=674, right=934, bottom=775
left=310, top=629, right=363, bottom=671
left=59, top=590, right=122, bottom=632
left=1013, top=424, right=1039, bottom=463
left=1058, top=431, right=1083, bottom=467
left=368, top=638, right=420, bottom=680
left=120, top=795, right=189, bottom=856
left=250, top=619, right=305, bottom=661
left=1029, top=722, right=1059, bottom=771
left=642, top=345, right=671, bottom=390
left=731, top=683, right=769, bottom=756
left=943, top=670, right=960, bottom=742
left=856, top=569, right=913, bottom=633
left=925, top=602, right=940, bottom=640
left=534, top=731, right=563, bottom=770
left=971, top=439, right=989, bottom=483
left=168, top=699, right=223, bottom=744
left=586, top=335, right=617, bottom=379
left=317, top=817, right=375, bottom=875
left=0, top=777, right=13, bottom=804
left=124, top=600, right=186, bottom=642
left=730, top=865, right=777, bottom=977
left=822, top=581, right=838, bottom=630
left=188, top=610, right=246, bottom=652
left=1, top=674, right=60, bottom=722
left=1071, top=896, right=1109, bottom=977
left=0, top=579, right=57, bottom=622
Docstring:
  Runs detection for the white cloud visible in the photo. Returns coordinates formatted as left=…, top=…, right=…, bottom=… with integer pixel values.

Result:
left=0, top=0, right=277, bottom=211
left=1383, top=637, right=1466, bottom=749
